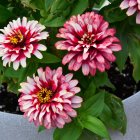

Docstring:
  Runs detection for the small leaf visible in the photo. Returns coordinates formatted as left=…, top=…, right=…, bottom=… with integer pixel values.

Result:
left=44, top=16, right=66, bottom=27
left=101, top=0, right=127, bottom=23
left=115, top=21, right=129, bottom=71
left=69, top=0, right=88, bottom=16
left=4, top=67, right=25, bottom=79
left=19, top=62, right=38, bottom=82
left=7, top=80, right=20, bottom=94
left=0, top=4, right=13, bottom=23
left=78, top=129, right=99, bottom=140
left=80, top=92, right=105, bottom=117
left=53, top=120, right=83, bottom=140
left=81, top=115, right=110, bottom=139
left=128, top=36, right=140, bottom=82
left=38, top=125, right=46, bottom=133
left=101, top=93, right=127, bottom=134
left=84, top=80, right=96, bottom=98
left=93, top=72, right=114, bottom=88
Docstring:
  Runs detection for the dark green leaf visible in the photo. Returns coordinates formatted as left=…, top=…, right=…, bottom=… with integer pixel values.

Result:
left=19, top=62, right=38, bottom=82
left=93, top=72, right=114, bottom=88
left=84, top=80, right=96, bottom=98
left=128, top=36, right=140, bottom=82
left=0, top=4, right=13, bottom=23
left=115, top=21, right=129, bottom=71
left=44, top=0, right=54, bottom=12
left=101, top=93, right=127, bottom=134
left=53, top=120, right=83, bottom=140
left=32, top=0, right=44, bottom=9
left=44, top=16, right=66, bottom=27
left=81, top=115, right=110, bottom=139
left=69, top=0, right=88, bottom=16
left=100, top=0, right=127, bottom=23
left=80, top=92, right=105, bottom=117
left=78, top=129, right=99, bottom=140
left=7, top=80, right=20, bottom=94
left=4, top=67, right=25, bottom=79
left=38, top=125, right=46, bottom=133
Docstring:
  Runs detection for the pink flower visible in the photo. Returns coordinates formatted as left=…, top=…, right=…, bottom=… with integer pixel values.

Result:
left=18, top=67, right=82, bottom=129
left=0, top=17, right=49, bottom=70
left=55, top=12, right=121, bottom=76
left=120, top=0, right=140, bottom=24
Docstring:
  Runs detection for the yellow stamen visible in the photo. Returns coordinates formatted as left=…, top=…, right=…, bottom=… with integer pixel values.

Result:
left=37, top=88, right=53, bottom=103
left=10, top=31, right=23, bottom=44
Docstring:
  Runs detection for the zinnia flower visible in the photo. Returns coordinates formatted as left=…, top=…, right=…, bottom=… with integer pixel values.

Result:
left=0, top=17, right=49, bottom=70
left=18, top=67, right=82, bottom=129
left=55, top=12, right=121, bottom=76
left=120, top=0, right=140, bottom=24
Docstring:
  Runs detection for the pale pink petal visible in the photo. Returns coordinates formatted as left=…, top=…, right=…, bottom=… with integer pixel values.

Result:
left=136, top=12, right=140, bottom=24
left=82, top=63, right=90, bottom=75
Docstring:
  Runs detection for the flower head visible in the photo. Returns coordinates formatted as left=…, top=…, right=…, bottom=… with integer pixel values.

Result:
left=18, top=67, right=82, bottom=129
left=120, top=0, right=140, bottom=24
left=55, top=12, right=121, bottom=76
left=0, top=17, right=49, bottom=70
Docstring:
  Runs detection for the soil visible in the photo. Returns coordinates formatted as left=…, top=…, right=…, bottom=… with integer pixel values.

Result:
left=0, top=58, right=139, bottom=114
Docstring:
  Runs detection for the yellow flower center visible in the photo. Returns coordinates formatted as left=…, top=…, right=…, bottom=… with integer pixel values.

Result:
left=10, top=31, right=23, bottom=44
left=37, top=88, right=53, bottom=103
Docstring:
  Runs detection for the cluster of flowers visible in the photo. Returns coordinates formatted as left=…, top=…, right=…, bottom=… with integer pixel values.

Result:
left=0, top=11, right=123, bottom=129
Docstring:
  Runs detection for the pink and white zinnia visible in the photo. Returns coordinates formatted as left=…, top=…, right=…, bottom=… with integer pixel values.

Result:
left=0, top=17, right=49, bottom=70
left=120, top=0, right=140, bottom=24
left=55, top=12, right=121, bottom=76
left=18, top=67, right=82, bottom=129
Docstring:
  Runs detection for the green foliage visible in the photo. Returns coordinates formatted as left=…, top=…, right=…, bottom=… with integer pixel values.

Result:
left=0, top=4, right=13, bottom=23
left=93, top=72, right=115, bottom=88
left=78, top=129, right=99, bottom=140
left=115, top=21, right=129, bottom=71
left=100, top=93, right=127, bottom=134
left=53, top=120, right=83, bottom=140
left=81, top=115, right=110, bottom=139
left=80, top=91, right=105, bottom=117
left=38, top=125, right=46, bottom=133
left=83, top=80, right=96, bottom=99
left=128, top=35, right=140, bottom=82
left=1, top=0, right=139, bottom=139
left=100, top=0, right=127, bottom=23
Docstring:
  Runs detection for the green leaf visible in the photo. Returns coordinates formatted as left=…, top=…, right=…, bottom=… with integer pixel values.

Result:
left=69, top=0, right=88, bottom=16
left=78, top=129, right=99, bottom=140
left=19, top=62, right=38, bottom=82
left=80, top=92, right=105, bottom=117
left=53, top=120, right=83, bottom=140
left=115, top=22, right=129, bottom=71
left=0, top=60, right=4, bottom=71
left=43, top=0, right=72, bottom=27
left=38, top=125, right=46, bottom=133
left=84, top=80, right=96, bottom=98
left=7, top=80, right=20, bottom=94
left=81, top=115, right=110, bottom=139
left=101, top=93, right=127, bottom=134
left=128, top=36, right=140, bottom=82
left=100, top=0, right=127, bottom=23
left=44, top=16, right=66, bottom=27
left=44, top=0, right=54, bottom=12
left=33, top=52, right=61, bottom=64
left=75, top=72, right=90, bottom=89
left=93, top=72, right=114, bottom=88
left=4, top=67, right=25, bottom=79
left=0, top=4, right=13, bottom=23
left=100, top=104, right=112, bottom=123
